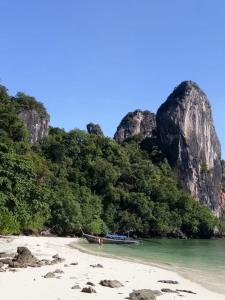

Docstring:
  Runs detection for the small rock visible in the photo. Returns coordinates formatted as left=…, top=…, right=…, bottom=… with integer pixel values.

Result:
left=71, top=285, right=81, bottom=289
left=44, top=272, right=55, bottom=278
left=158, top=280, right=179, bottom=284
left=176, top=289, right=197, bottom=294
left=81, top=287, right=96, bottom=293
left=161, top=288, right=178, bottom=293
left=54, top=269, right=64, bottom=274
left=39, top=259, right=51, bottom=266
left=90, top=263, right=103, bottom=268
left=87, top=281, right=95, bottom=286
left=64, top=264, right=69, bottom=267
left=129, top=289, right=162, bottom=300
left=52, top=254, right=65, bottom=264
left=99, top=280, right=123, bottom=288
left=70, top=262, right=78, bottom=266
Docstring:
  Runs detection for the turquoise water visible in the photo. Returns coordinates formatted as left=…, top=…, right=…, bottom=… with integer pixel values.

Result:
left=77, top=238, right=225, bottom=294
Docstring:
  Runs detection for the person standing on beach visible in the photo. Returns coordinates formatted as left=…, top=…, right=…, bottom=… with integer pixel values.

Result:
left=98, top=238, right=103, bottom=248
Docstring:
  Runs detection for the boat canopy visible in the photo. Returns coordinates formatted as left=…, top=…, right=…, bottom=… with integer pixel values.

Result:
left=106, top=233, right=128, bottom=239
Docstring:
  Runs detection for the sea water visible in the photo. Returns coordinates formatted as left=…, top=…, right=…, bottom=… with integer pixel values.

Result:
left=78, top=238, right=225, bottom=295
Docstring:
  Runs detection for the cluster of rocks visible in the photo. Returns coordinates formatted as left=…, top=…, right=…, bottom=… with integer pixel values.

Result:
left=0, top=247, right=65, bottom=270
left=80, top=279, right=123, bottom=294
left=0, top=248, right=197, bottom=298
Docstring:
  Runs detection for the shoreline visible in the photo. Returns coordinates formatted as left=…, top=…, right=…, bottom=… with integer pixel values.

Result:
left=72, top=239, right=225, bottom=295
left=0, top=236, right=224, bottom=300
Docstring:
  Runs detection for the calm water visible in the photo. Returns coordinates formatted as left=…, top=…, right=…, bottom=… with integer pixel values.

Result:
left=77, top=238, right=225, bottom=294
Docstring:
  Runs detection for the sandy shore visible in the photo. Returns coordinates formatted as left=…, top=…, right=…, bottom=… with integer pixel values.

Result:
left=0, top=236, right=224, bottom=300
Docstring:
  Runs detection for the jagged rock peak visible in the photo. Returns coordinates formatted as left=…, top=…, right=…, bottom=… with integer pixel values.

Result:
left=114, top=109, right=157, bottom=143
left=157, top=81, right=222, bottom=215
left=86, top=123, right=103, bottom=136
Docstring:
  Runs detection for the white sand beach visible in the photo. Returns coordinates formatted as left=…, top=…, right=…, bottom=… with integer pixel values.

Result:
left=0, top=236, right=224, bottom=300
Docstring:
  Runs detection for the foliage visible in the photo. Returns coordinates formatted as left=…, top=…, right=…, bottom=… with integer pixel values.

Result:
left=0, top=84, right=217, bottom=238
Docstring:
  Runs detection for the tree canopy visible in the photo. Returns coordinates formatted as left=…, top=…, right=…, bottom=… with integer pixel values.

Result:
left=0, top=85, right=218, bottom=238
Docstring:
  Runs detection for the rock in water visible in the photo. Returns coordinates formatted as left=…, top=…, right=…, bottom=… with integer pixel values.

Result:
left=114, top=110, right=157, bottom=143
left=18, top=109, right=49, bottom=144
left=157, top=81, right=222, bottom=215
left=87, top=123, right=103, bottom=136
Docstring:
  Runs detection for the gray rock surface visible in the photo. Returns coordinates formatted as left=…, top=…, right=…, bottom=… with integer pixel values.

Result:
left=81, top=287, right=96, bottom=293
left=18, top=109, right=49, bottom=144
left=71, top=285, right=81, bottom=289
left=157, top=81, right=222, bottom=215
left=158, top=280, right=178, bottom=284
left=44, top=272, right=55, bottom=278
left=87, top=123, right=103, bottom=136
left=129, top=289, right=162, bottom=300
left=161, top=288, right=178, bottom=293
left=99, top=280, right=123, bottom=288
left=176, top=289, right=197, bottom=294
left=114, top=110, right=157, bottom=143
left=9, top=247, right=38, bottom=268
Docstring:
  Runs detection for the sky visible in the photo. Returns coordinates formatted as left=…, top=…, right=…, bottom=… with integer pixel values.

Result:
left=0, top=0, right=225, bottom=156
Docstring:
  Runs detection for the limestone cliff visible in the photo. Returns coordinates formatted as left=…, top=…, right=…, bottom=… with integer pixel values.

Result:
left=87, top=123, right=103, bottom=136
left=114, top=110, right=157, bottom=143
left=18, top=109, right=49, bottom=144
left=157, top=81, right=222, bottom=215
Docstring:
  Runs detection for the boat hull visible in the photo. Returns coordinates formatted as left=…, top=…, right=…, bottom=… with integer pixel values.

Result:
left=83, top=233, right=139, bottom=245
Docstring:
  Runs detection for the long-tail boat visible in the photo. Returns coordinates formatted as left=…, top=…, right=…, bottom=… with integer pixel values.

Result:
left=82, top=231, right=140, bottom=245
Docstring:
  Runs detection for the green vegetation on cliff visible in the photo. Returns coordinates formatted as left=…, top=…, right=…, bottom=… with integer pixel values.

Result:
left=0, top=85, right=217, bottom=238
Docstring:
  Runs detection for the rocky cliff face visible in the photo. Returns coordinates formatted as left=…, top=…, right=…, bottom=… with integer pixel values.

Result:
left=87, top=123, right=103, bottom=136
left=18, top=109, right=49, bottom=144
left=157, top=81, right=222, bottom=215
left=114, top=110, right=157, bottom=143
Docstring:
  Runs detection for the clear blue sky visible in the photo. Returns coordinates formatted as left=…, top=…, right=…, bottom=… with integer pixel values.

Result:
left=1, top=0, right=225, bottom=157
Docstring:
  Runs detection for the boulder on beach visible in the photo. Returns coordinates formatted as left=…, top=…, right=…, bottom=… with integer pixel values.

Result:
left=158, top=280, right=179, bottom=284
left=44, top=272, right=55, bottom=278
left=53, top=269, right=64, bottom=274
left=9, top=247, right=38, bottom=268
left=99, top=280, right=123, bottom=288
left=87, top=281, right=95, bottom=286
left=71, top=285, right=81, bottom=289
left=90, top=263, right=103, bottom=268
left=81, top=287, right=96, bottom=293
left=129, top=289, right=162, bottom=300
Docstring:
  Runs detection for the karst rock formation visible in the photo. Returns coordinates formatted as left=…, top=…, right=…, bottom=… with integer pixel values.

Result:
left=18, top=108, right=49, bottom=144
left=114, top=110, right=157, bottom=143
left=115, top=81, right=223, bottom=215
left=156, top=81, right=222, bottom=215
